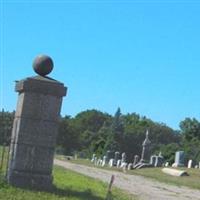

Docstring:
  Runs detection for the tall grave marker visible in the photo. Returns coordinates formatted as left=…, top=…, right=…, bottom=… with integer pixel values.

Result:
left=7, top=55, right=67, bottom=190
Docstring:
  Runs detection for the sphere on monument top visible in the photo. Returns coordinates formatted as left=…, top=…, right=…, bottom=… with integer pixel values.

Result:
left=33, top=55, right=54, bottom=76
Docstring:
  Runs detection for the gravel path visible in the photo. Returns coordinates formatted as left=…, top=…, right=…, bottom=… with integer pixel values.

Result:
left=54, top=159, right=200, bottom=200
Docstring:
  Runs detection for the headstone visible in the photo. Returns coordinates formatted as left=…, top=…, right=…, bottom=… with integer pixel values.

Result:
left=140, top=130, right=151, bottom=163
left=187, top=159, right=192, bottom=168
left=162, top=168, right=188, bottom=177
left=165, top=162, right=169, bottom=167
left=94, top=156, right=98, bottom=165
left=102, top=155, right=107, bottom=166
left=117, top=159, right=121, bottom=168
left=97, top=158, right=103, bottom=166
left=106, top=150, right=112, bottom=163
left=154, top=156, right=164, bottom=167
left=172, top=151, right=185, bottom=167
left=114, top=151, right=120, bottom=166
left=195, top=165, right=198, bottom=169
left=74, top=154, right=78, bottom=160
left=91, top=154, right=96, bottom=163
left=199, top=162, right=200, bottom=169
left=7, top=55, right=67, bottom=190
left=121, top=152, right=126, bottom=163
left=109, top=159, right=114, bottom=167
left=128, top=163, right=133, bottom=170
left=133, top=155, right=139, bottom=167
left=150, top=155, right=157, bottom=166
left=121, top=162, right=127, bottom=171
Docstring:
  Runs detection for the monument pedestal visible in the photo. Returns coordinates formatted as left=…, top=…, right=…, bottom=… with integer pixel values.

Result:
left=7, top=62, right=67, bottom=190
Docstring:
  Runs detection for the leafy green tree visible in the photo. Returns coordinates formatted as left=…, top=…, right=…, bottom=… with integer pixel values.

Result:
left=110, top=108, right=124, bottom=152
left=57, top=115, right=80, bottom=155
left=179, top=118, right=200, bottom=164
left=71, top=110, right=112, bottom=157
left=159, top=143, right=180, bottom=164
left=0, top=109, right=14, bottom=145
left=180, top=118, right=200, bottom=141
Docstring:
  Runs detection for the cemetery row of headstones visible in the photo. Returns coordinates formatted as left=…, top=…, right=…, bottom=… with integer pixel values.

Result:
left=91, top=130, right=165, bottom=170
left=91, top=130, right=200, bottom=170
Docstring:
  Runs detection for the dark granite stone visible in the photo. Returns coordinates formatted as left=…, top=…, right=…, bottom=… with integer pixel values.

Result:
left=33, top=55, right=53, bottom=76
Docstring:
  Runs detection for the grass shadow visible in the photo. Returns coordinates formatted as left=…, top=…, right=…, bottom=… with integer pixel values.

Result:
left=51, top=185, right=105, bottom=200
left=0, top=174, right=106, bottom=200
left=1, top=182, right=106, bottom=200
left=105, top=191, right=114, bottom=200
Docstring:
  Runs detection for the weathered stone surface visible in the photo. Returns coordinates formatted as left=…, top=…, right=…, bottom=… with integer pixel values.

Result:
left=33, top=55, right=53, bottom=76
left=133, top=155, right=139, bottom=167
left=9, top=144, right=54, bottom=174
left=121, top=152, right=126, bottom=163
left=15, top=93, right=62, bottom=121
left=187, top=159, right=193, bottom=168
left=114, top=151, right=120, bottom=166
left=7, top=60, right=67, bottom=190
left=172, top=151, right=185, bottom=167
left=140, top=130, right=151, bottom=163
left=8, top=170, right=53, bottom=190
left=162, top=168, right=188, bottom=177
left=11, top=118, right=58, bottom=147
left=15, top=76, right=67, bottom=97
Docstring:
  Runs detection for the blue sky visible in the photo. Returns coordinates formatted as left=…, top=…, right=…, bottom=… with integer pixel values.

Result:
left=1, top=1, right=200, bottom=129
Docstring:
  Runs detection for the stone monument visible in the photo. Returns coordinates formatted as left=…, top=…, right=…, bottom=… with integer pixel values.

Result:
left=106, top=150, right=112, bottom=163
left=150, top=152, right=164, bottom=167
left=121, top=152, right=126, bottom=163
left=114, top=151, right=120, bottom=166
left=7, top=55, right=67, bottom=190
left=133, top=130, right=152, bottom=169
left=187, top=159, right=193, bottom=168
left=133, top=155, right=139, bottom=167
left=172, top=151, right=185, bottom=167
left=140, top=130, right=151, bottom=163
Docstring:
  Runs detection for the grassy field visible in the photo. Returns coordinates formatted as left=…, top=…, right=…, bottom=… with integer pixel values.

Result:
left=65, top=157, right=200, bottom=190
left=0, top=150, right=137, bottom=200
left=0, top=166, right=136, bottom=200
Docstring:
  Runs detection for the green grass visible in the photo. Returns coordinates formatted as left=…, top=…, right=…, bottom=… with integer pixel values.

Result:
left=0, top=166, right=136, bottom=200
left=68, top=158, right=200, bottom=190
left=128, top=167, right=200, bottom=190
left=0, top=150, right=137, bottom=200
left=0, top=145, right=9, bottom=173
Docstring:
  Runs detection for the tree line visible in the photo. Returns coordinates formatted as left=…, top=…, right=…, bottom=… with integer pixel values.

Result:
left=1, top=108, right=200, bottom=164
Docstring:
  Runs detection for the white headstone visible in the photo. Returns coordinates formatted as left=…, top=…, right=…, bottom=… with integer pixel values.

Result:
left=165, top=162, right=169, bottom=167
left=128, top=163, right=133, bottom=170
left=91, top=153, right=96, bottom=162
left=102, top=155, right=107, bottom=167
left=117, top=159, right=121, bottom=168
left=109, top=159, right=114, bottom=167
left=187, top=159, right=192, bottom=168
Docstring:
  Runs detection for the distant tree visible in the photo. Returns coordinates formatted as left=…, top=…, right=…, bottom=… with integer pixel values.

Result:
left=90, top=123, right=112, bottom=156
left=72, top=110, right=112, bottom=157
left=180, top=118, right=200, bottom=141
left=112, top=107, right=124, bottom=134
left=57, top=115, right=80, bottom=155
left=179, top=118, right=200, bottom=163
left=159, top=143, right=180, bottom=164
left=110, top=108, right=124, bottom=152
left=0, top=109, right=14, bottom=145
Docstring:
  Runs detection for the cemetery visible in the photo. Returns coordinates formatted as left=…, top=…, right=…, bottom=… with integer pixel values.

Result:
left=0, top=56, right=135, bottom=200
left=3, top=0, right=200, bottom=199
left=1, top=56, right=200, bottom=200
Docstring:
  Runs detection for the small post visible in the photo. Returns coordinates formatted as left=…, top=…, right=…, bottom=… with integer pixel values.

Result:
left=105, top=175, right=115, bottom=200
